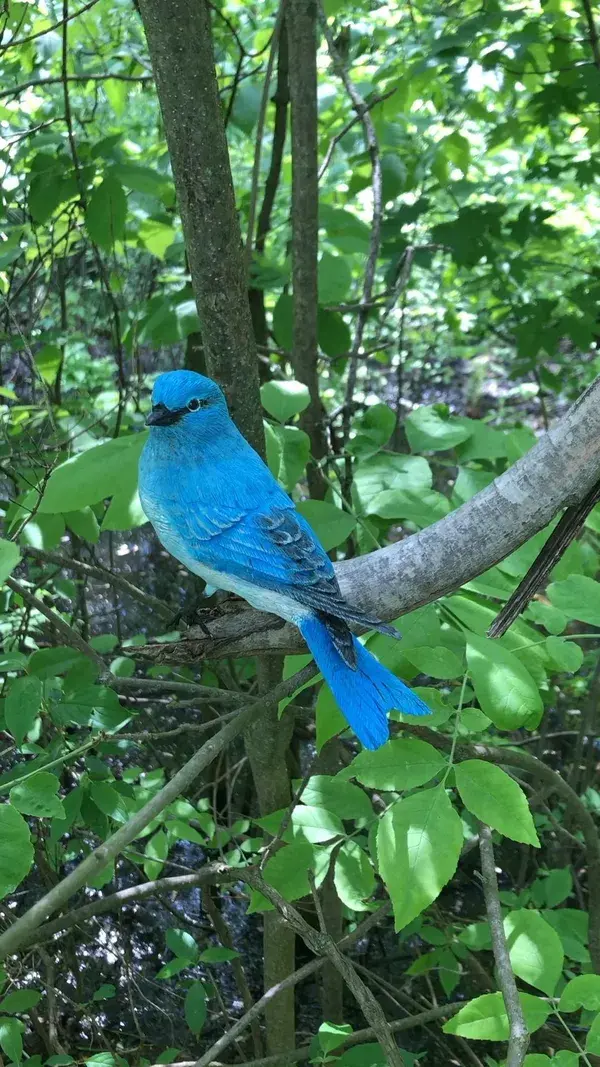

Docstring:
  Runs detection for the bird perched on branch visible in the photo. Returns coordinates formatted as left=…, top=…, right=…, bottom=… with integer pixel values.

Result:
left=139, top=370, right=430, bottom=749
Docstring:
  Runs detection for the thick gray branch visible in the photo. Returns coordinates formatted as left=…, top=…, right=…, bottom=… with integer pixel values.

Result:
left=141, top=374, right=600, bottom=661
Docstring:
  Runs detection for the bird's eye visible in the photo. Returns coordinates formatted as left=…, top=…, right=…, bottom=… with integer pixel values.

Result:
left=187, top=398, right=201, bottom=411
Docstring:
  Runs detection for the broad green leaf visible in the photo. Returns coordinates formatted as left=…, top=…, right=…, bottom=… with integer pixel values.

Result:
left=443, top=991, right=550, bottom=1039
left=318, top=1021, right=353, bottom=1055
left=38, top=432, right=147, bottom=514
left=0, top=539, right=20, bottom=585
left=316, top=683, right=347, bottom=750
left=85, top=176, right=127, bottom=249
left=405, top=406, right=472, bottom=452
left=454, top=760, right=539, bottom=846
left=587, top=1012, right=600, bottom=1055
left=354, top=454, right=432, bottom=513
left=349, top=738, right=446, bottom=791
left=89, top=781, right=132, bottom=823
left=250, top=840, right=316, bottom=910
left=543, top=908, right=589, bottom=963
left=403, top=646, right=463, bottom=679
left=92, top=983, right=116, bottom=1001
left=5, top=674, right=43, bottom=745
left=318, top=308, right=351, bottom=356
left=296, top=500, right=356, bottom=551
left=545, top=636, right=583, bottom=673
left=547, top=575, right=600, bottom=626
left=261, top=380, right=310, bottom=422
left=466, top=632, right=543, bottom=730
left=318, top=251, right=352, bottom=304
left=381, top=153, right=407, bottom=200
left=348, top=404, right=396, bottom=456
left=377, top=786, right=462, bottom=929
left=541, top=868, right=572, bottom=909
left=198, top=946, right=240, bottom=963
left=0, top=1018, right=24, bottom=1063
left=366, top=487, right=450, bottom=527
left=299, top=775, right=372, bottom=821
left=111, top=163, right=168, bottom=197
left=28, top=646, right=87, bottom=678
left=138, top=219, right=175, bottom=258
left=10, top=772, right=65, bottom=818
left=184, top=981, right=207, bottom=1034
left=165, top=928, right=198, bottom=962
left=0, top=804, right=33, bottom=899
left=143, top=829, right=168, bottom=880
left=64, top=508, right=100, bottom=543
left=504, top=909, right=564, bottom=995
left=559, top=974, right=600, bottom=1012
left=0, top=988, right=42, bottom=1012
left=334, top=841, right=375, bottom=911
left=258, top=804, right=344, bottom=844
left=34, top=344, right=62, bottom=385
left=266, top=424, right=310, bottom=491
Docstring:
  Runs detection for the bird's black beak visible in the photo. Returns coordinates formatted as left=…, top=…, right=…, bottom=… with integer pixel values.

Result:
left=146, top=403, right=184, bottom=427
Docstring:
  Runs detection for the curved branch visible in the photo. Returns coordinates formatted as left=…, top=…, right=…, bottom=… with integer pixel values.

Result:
left=141, top=374, right=600, bottom=662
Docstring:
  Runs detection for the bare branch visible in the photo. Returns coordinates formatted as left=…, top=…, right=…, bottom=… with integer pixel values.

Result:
left=478, top=824, right=529, bottom=1066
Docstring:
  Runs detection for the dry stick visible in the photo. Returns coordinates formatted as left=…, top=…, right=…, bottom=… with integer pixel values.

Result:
left=0, top=73, right=153, bottom=96
left=319, top=4, right=384, bottom=507
left=488, top=476, right=600, bottom=638
left=112, top=676, right=246, bottom=705
left=22, top=546, right=173, bottom=620
left=581, top=0, right=600, bottom=68
left=196, top=869, right=405, bottom=1067
left=479, top=824, right=529, bottom=1066
left=0, top=0, right=99, bottom=50
left=19, top=866, right=236, bottom=949
left=318, top=87, right=396, bottom=180
left=0, top=664, right=317, bottom=960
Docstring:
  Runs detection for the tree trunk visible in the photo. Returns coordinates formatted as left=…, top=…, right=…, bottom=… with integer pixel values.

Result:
left=137, top=0, right=264, bottom=452
left=287, top=0, right=329, bottom=498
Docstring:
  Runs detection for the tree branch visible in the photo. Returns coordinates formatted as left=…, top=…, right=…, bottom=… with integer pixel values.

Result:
left=139, top=374, right=600, bottom=661
left=478, top=823, right=529, bottom=1066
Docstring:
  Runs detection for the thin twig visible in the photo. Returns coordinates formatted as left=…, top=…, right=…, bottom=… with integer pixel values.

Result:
left=478, top=824, right=529, bottom=1065
left=6, top=577, right=107, bottom=675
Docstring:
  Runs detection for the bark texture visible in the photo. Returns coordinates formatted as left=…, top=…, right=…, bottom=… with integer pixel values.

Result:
left=137, top=0, right=264, bottom=451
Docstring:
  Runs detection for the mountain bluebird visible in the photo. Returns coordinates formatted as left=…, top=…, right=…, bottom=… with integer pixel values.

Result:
left=139, top=370, right=430, bottom=748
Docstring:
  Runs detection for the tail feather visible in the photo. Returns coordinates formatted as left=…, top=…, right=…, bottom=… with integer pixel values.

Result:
left=300, top=615, right=430, bottom=750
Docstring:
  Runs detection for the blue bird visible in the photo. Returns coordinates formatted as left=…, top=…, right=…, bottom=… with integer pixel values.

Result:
left=138, top=370, right=430, bottom=749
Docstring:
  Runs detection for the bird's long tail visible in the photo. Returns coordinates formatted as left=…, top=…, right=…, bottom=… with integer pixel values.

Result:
left=300, top=615, right=430, bottom=750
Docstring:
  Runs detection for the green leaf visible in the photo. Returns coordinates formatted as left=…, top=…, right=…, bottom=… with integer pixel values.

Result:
left=542, top=868, right=572, bottom=909
left=92, top=983, right=116, bottom=1001
left=28, top=646, right=87, bottom=678
left=138, top=218, right=175, bottom=258
left=265, top=425, right=310, bottom=491
left=365, top=487, right=450, bottom=527
left=10, top=772, right=65, bottom=818
left=381, top=154, right=407, bottom=200
left=405, top=406, right=472, bottom=452
left=89, top=781, right=131, bottom=823
left=454, top=760, right=539, bottom=846
left=403, top=646, right=463, bottom=679
left=85, top=176, right=127, bottom=249
left=318, top=1021, right=353, bottom=1055
left=545, top=636, right=583, bottom=673
left=587, top=1012, right=600, bottom=1055
left=547, top=574, right=600, bottom=626
left=64, top=508, right=101, bottom=543
left=251, top=840, right=316, bottom=910
left=5, top=674, right=43, bottom=745
left=318, top=308, right=351, bottom=356
left=38, top=432, right=147, bottom=514
left=559, top=974, right=600, bottom=1012
left=443, top=991, right=550, bottom=1039
left=296, top=500, right=356, bottom=551
left=0, top=539, right=20, bottom=585
left=299, top=775, right=373, bottom=821
left=165, top=928, right=198, bottom=961
left=354, top=454, right=432, bottom=513
left=504, top=909, right=564, bottom=995
left=198, top=946, right=240, bottom=963
left=349, top=738, right=447, bottom=791
left=272, top=293, right=293, bottom=351
left=466, top=632, right=543, bottom=730
left=0, top=1017, right=24, bottom=1063
left=110, top=163, right=168, bottom=197
left=334, top=841, right=375, bottom=911
left=185, top=981, right=207, bottom=1034
left=34, top=344, right=62, bottom=386
left=143, top=829, right=168, bottom=880
left=377, top=786, right=462, bottom=929
left=0, top=988, right=41, bottom=1012
left=261, top=380, right=310, bottom=422
left=316, top=683, right=347, bottom=750
left=0, top=804, right=33, bottom=899
left=318, top=252, right=352, bottom=304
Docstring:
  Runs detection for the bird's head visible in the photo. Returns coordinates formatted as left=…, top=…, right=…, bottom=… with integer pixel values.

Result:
left=146, top=370, right=228, bottom=435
